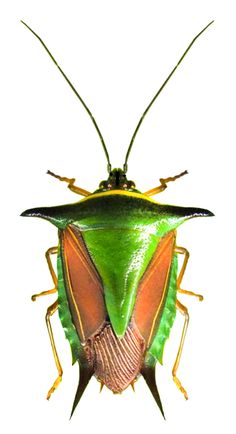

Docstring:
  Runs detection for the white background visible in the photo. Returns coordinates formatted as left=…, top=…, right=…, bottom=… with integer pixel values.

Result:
left=1, top=0, right=236, bottom=433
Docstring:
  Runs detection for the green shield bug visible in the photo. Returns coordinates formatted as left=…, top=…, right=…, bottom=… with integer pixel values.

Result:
left=21, top=20, right=214, bottom=418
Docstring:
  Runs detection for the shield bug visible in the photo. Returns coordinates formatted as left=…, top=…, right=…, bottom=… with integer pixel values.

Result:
left=21, top=20, right=214, bottom=418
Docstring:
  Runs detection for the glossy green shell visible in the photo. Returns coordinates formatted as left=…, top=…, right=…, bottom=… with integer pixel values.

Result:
left=22, top=189, right=212, bottom=365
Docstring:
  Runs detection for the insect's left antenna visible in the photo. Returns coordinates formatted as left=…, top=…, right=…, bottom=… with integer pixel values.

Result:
left=21, top=20, right=112, bottom=173
left=123, top=20, right=214, bottom=173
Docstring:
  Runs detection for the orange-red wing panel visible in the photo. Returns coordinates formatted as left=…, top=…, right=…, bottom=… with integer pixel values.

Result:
left=133, top=231, right=175, bottom=347
left=61, top=225, right=106, bottom=343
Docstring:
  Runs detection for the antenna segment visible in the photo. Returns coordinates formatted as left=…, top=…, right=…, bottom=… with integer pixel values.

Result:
left=21, top=20, right=112, bottom=173
left=123, top=20, right=214, bottom=172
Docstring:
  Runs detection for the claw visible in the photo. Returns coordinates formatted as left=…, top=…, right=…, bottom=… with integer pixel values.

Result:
left=130, top=381, right=135, bottom=392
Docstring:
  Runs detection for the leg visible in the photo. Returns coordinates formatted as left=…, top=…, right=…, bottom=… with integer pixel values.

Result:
left=144, top=170, right=188, bottom=196
left=31, top=246, right=58, bottom=301
left=45, top=300, right=63, bottom=399
left=32, top=288, right=57, bottom=301
left=175, top=246, right=203, bottom=301
left=172, top=299, right=189, bottom=400
left=47, top=170, right=91, bottom=197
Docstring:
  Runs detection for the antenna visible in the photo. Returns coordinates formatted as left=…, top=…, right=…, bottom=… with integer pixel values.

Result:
left=21, top=20, right=112, bottom=173
left=123, top=20, right=214, bottom=172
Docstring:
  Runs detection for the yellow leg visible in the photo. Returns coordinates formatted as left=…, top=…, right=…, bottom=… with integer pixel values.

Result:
left=47, top=170, right=91, bottom=197
left=31, top=247, right=58, bottom=301
left=45, top=300, right=63, bottom=399
left=32, top=288, right=57, bottom=301
left=175, top=246, right=203, bottom=301
left=144, top=170, right=188, bottom=196
left=172, top=299, right=189, bottom=400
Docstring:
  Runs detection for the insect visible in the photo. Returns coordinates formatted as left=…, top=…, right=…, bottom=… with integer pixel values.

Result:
left=21, top=20, right=214, bottom=418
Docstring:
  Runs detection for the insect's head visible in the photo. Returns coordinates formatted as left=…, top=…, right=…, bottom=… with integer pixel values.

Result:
left=97, top=168, right=136, bottom=192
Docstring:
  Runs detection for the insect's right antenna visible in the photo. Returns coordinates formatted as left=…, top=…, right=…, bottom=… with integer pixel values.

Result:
left=123, top=20, right=214, bottom=173
left=21, top=20, right=112, bottom=174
